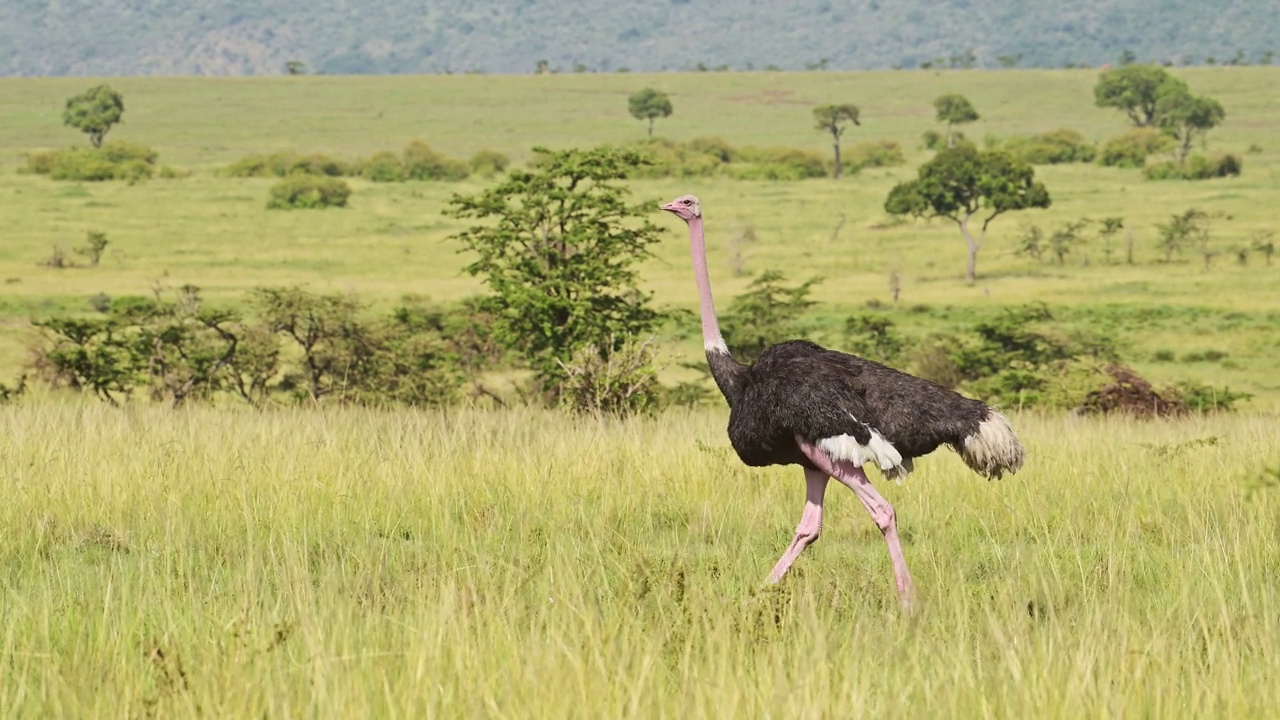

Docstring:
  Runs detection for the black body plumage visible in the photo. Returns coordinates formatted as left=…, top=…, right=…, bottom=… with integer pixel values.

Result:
left=707, top=340, right=991, bottom=471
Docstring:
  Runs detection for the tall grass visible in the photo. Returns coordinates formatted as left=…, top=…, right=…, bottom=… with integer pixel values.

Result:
left=3, top=402, right=1277, bottom=716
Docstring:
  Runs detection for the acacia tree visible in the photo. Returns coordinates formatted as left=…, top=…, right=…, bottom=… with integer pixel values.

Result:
left=62, top=84, right=125, bottom=148
left=628, top=88, right=673, bottom=137
left=933, top=94, right=979, bottom=148
left=1093, top=64, right=1187, bottom=127
left=885, top=146, right=1051, bottom=283
left=812, top=104, right=860, bottom=178
left=447, top=146, right=665, bottom=400
left=1154, top=86, right=1225, bottom=162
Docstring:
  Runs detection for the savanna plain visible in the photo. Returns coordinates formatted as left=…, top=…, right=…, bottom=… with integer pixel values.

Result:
left=2, top=69, right=1279, bottom=717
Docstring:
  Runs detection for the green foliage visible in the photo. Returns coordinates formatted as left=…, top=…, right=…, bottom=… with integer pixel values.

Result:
left=557, top=337, right=661, bottom=415
left=447, top=146, right=665, bottom=401
left=360, top=151, right=406, bottom=182
left=933, top=94, right=979, bottom=147
left=1097, top=128, right=1176, bottom=167
left=628, top=88, right=673, bottom=136
left=62, top=84, right=124, bottom=148
left=1094, top=64, right=1187, bottom=127
left=224, top=151, right=350, bottom=178
left=469, top=149, right=510, bottom=178
left=841, top=313, right=904, bottom=364
left=266, top=175, right=352, bottom=209
left=1153, top=86, right=1226, bottom=161
left=997, top=129, right=1097, bottom=164
left=76, top=231, right=109, bottom=267
left=626, top=138, right=828, bottom=180
left=402, top=141, right=471, bottom=181
left=843, top=140, right=906, bottom=170
left=921, top=129, right=966, bottom=151
left=885, top=145, right=1051, bottom=281
left=1144, top=153, right=1242, bottom=180
left=812, top=103, right=861, bottom=178
left=248, top=287, right=464, bottom=406
left=1155, top=208, right=1210, bottom=261
left=24, top=142, right=157, bottom=182
left=722, top=270, right=821, bottom=362
left=1175, top=381, right=1253, bottom=412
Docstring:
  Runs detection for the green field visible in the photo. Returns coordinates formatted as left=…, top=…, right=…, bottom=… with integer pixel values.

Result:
left=2, top=69, right=1279, bottom=406
left=2, top=70, right=1280, bottom=716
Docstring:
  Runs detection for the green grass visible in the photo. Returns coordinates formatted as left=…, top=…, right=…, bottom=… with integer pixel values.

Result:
left=2, top=69, right=1279, bottom=405
left=2, top=403, right=1278, bottom=716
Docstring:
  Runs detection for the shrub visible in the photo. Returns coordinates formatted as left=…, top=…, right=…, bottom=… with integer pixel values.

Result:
left=729, top=147, right=828, bottom=180
left=684, top=136, right=737, bottom=162
left=225, top=151, right=350, bottom=178
left=158, top=166, right=191, bottom=179
left=26, top=142, right=158, bottom=182
left=266, top=175, right=351, bottom=209
left=360, top=151, right=406, bottom=182
left=1174, top=380, right=1251, bottom=412
left=557, top=337, right=661, bottom=415
left=845, top=140, right=906, bottom=170
left=722, top=270, right=821, bottom=360
left=628, top=137, right=727, bottom=178
left=1001, top=129, right=1097, bottom=165
left=403, top=141, right=470, bottom=181
left=922, top=130, right=964, bottom=151
left=292, top=152, right=350, bottom=177
left=1144, top=153, right=1242, bottom=180
left=1097, top=128, right=1174, bottom=168
left=469, top=149, right=510, bottom=178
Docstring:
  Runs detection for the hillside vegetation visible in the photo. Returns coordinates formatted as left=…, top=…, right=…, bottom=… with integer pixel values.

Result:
left=1, top=0, right=1278, bottom=76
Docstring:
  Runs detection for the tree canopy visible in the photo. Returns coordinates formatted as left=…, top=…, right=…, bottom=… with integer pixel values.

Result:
left=1093, top=64, right=1187, bottom=127
left=812, top=104, right=861, bottom=178
left=1154, top=85, right=1226, bottom=161
left=933, top=94, right=979, bottom=148
left=885, top=145, right=1050, bottom=282
left=62, top=85, right=125, bottom=148
left=628, top=88, right=674, bottom=137
left=446, top=146, right=665, bottom=399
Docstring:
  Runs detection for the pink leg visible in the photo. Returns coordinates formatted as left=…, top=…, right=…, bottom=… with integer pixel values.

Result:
left=766, top=468, right=829, bottom=584
left=795, top=437, right=916, bottom=609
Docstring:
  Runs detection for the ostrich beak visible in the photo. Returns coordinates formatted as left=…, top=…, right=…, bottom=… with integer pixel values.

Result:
left=659, top=200, right=680, bottom=213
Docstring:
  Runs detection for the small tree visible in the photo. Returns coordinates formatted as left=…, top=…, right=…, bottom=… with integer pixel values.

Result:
left=722, top=271, right=821, bottom=362
left=75, top=231, right=110, bottom=267
left=1098, top=217, right=1124, bottom=264
left=284, top=60, right=308, bottom=75
left=885, top=146, right=1051, bottom=283
left=1093, top=64, right=1187, bottom=127
left=933, top=94, right=979, bottom=148
left=1252, top=230, right=1276, bottom=266
left=62, top=85, right=125, bottom=148
left=628, top=88, right=673, bottom=137
left=1154, top=86, right=1225, bottom=162
left=447, top=146, right=665, bottom=401
left=1048, top=219, right=1089, bottom=266
left=1156, top=208, right=1210, bottom=263
left=812, top=104, right=861, bottom=178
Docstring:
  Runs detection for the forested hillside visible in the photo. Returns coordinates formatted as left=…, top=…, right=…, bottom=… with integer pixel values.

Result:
left=2, top=0, right=1277, bottom=77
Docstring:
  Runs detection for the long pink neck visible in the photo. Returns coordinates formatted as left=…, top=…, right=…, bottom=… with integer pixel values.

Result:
left=688, top=216, right=728, bottom=354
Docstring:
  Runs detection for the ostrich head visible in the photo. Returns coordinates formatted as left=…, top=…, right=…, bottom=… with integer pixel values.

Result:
left=660, top=194, right=701, bottom=222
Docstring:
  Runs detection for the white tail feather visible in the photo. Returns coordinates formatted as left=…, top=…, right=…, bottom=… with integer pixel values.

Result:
left=959, top=411, right=1024, bottom=479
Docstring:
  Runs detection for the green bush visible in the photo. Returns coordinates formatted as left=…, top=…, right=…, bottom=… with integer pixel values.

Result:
left=267, top=175, right=351, bottom=209
left=628, top=137, right=727, bottom=178
left=845, top=140, right=906, bottom=170
left=225, top=151, right=349, bottom=178
left=730, top=147, right=829, bottom=180
left=922, top=130, right=964, bottom=151
left=1000, top=129, right=1097, bottom=165
left=24, top=142, right=158, bottom=182
left=469, top=149, right=511, bottom=178
left=359, top=151, right=405, bottom=182
left=684, top=136, right=737, bottom=162
left=1098, top=128, right=1174, bottom=168
left=1144, top=153, right=1242, bottom=180
left=402, top=141, right=470, bottom=181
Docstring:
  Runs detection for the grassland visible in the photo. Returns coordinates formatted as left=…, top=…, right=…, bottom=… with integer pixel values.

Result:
left=2, top=403, right=1279, bottom=717
left=2, top=68, right=1279, bottom=405
left=2, top=69, right=1280, bottom=717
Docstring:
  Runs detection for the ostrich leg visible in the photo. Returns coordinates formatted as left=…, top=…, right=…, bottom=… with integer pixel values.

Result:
left=795, top=438, right=915, bottom=608
left=766, top=468, right=829, bottom=583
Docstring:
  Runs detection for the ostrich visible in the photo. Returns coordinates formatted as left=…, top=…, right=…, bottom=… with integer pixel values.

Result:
left=659, top=194, right=1024, bottom=607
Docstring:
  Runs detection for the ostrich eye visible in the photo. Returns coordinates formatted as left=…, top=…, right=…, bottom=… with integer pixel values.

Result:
left=682, top=199, right=691, bottom=205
